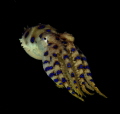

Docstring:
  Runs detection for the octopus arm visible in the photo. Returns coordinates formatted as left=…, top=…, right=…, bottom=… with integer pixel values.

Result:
left=77, top=48, right=107, bottom=98
left=19, top=23, right=107, bottom=101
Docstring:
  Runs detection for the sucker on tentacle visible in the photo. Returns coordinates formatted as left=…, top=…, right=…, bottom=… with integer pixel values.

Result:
left=19, top=23, right=107, bottom=101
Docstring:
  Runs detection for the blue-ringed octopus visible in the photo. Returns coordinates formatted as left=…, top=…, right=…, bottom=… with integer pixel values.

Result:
left=19, top=24, right=107, bottom=101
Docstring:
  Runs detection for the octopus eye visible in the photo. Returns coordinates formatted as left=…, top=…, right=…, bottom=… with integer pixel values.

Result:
left=43, top=38, right=46, bottom=40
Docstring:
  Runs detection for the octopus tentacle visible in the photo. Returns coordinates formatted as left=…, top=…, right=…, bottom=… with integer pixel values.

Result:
left=66, top=46, right=94, bottom=95
left=80, top=52, right=107, bottom=98
left=84, top=82, right=94, bottom=91
left=68, top=89, right=84, bottom=101
left=63, top=82, right=84, bottom=101
left=42, top=48, right=64, bottom=88
left=79, top=78, right=94, bottom=95
left=57, top=52, right=85, bottom=97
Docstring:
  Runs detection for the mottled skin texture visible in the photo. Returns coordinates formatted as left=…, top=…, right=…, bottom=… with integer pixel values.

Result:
left=19, top=24, right=107, bottom=101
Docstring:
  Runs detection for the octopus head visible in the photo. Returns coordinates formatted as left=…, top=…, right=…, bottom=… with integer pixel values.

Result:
left=19, top=35, right=43, bottom=60
left=19, top=24, right=57, bottom=60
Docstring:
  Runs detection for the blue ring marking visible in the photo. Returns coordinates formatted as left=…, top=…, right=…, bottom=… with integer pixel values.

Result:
left=67, top=63, right=71, bottom=68
left=71, top=73, right=75, bottom=77
left=38, top=25, right=45, bottom=29
left=39, top=34, right=43, bottom=38
left=54, top=61, right=60, bottom=65
left=71, top=48, right=76, bottom=52
left=82, top=57, right=87, bottom=60
left=59, top=83, right=63, bottom=85
left=49, top=73, right=55, bottom=77
left=54, top=79, right=59, bottom=82
left=49, top=66, right=53, bottom=69
left=90, top=79, right=94, bottom=82
left=44, top=51, right=48, bottom=56
left=44, top=67, right=49, bottom=71
left=46, top=29, right=51, bottom=32
left=79, top=74, right=84, bottom=78
left=45, top=66, right=53, bottom=71
left=53, top=53, right=57, bottom=57
left=30, top=37, right=35, bottom=43
left=74, top=56, right=81, bottom=60
left=43, top=60, right=49, bottom=64
left=56, top=70, right=62, bottom=75
left=72, top=92, right=75, bottom=94
left=77, top=64, right=83, bottom=69
left=67, top=87, right=71, bottom=90
left=87, top=73, right=92, bottom=76
left=25, top=31, right=29, bottom=38
left=56, top=37, right=59, bottom=40
left=62, top=41, right=67, bottom=44
left=62, top=78, right=67, bottom=82
left=53, top=45, right=58, bottom=49
left=82, top=82, right=85, bottom=84
left=73, top=80, right=76, bottom=83
left=48, top=43, right=52, bottom=46
left=63, top=55, right=69, bottom=59
left=84, top=66, right=90, bottom=69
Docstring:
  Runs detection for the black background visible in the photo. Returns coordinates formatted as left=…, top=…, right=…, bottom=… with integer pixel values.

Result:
left=0, top=0, right=117, bottom=113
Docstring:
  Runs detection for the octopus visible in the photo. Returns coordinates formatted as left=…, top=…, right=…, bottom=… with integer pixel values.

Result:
left=19, top=23, right=107, bottom=101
